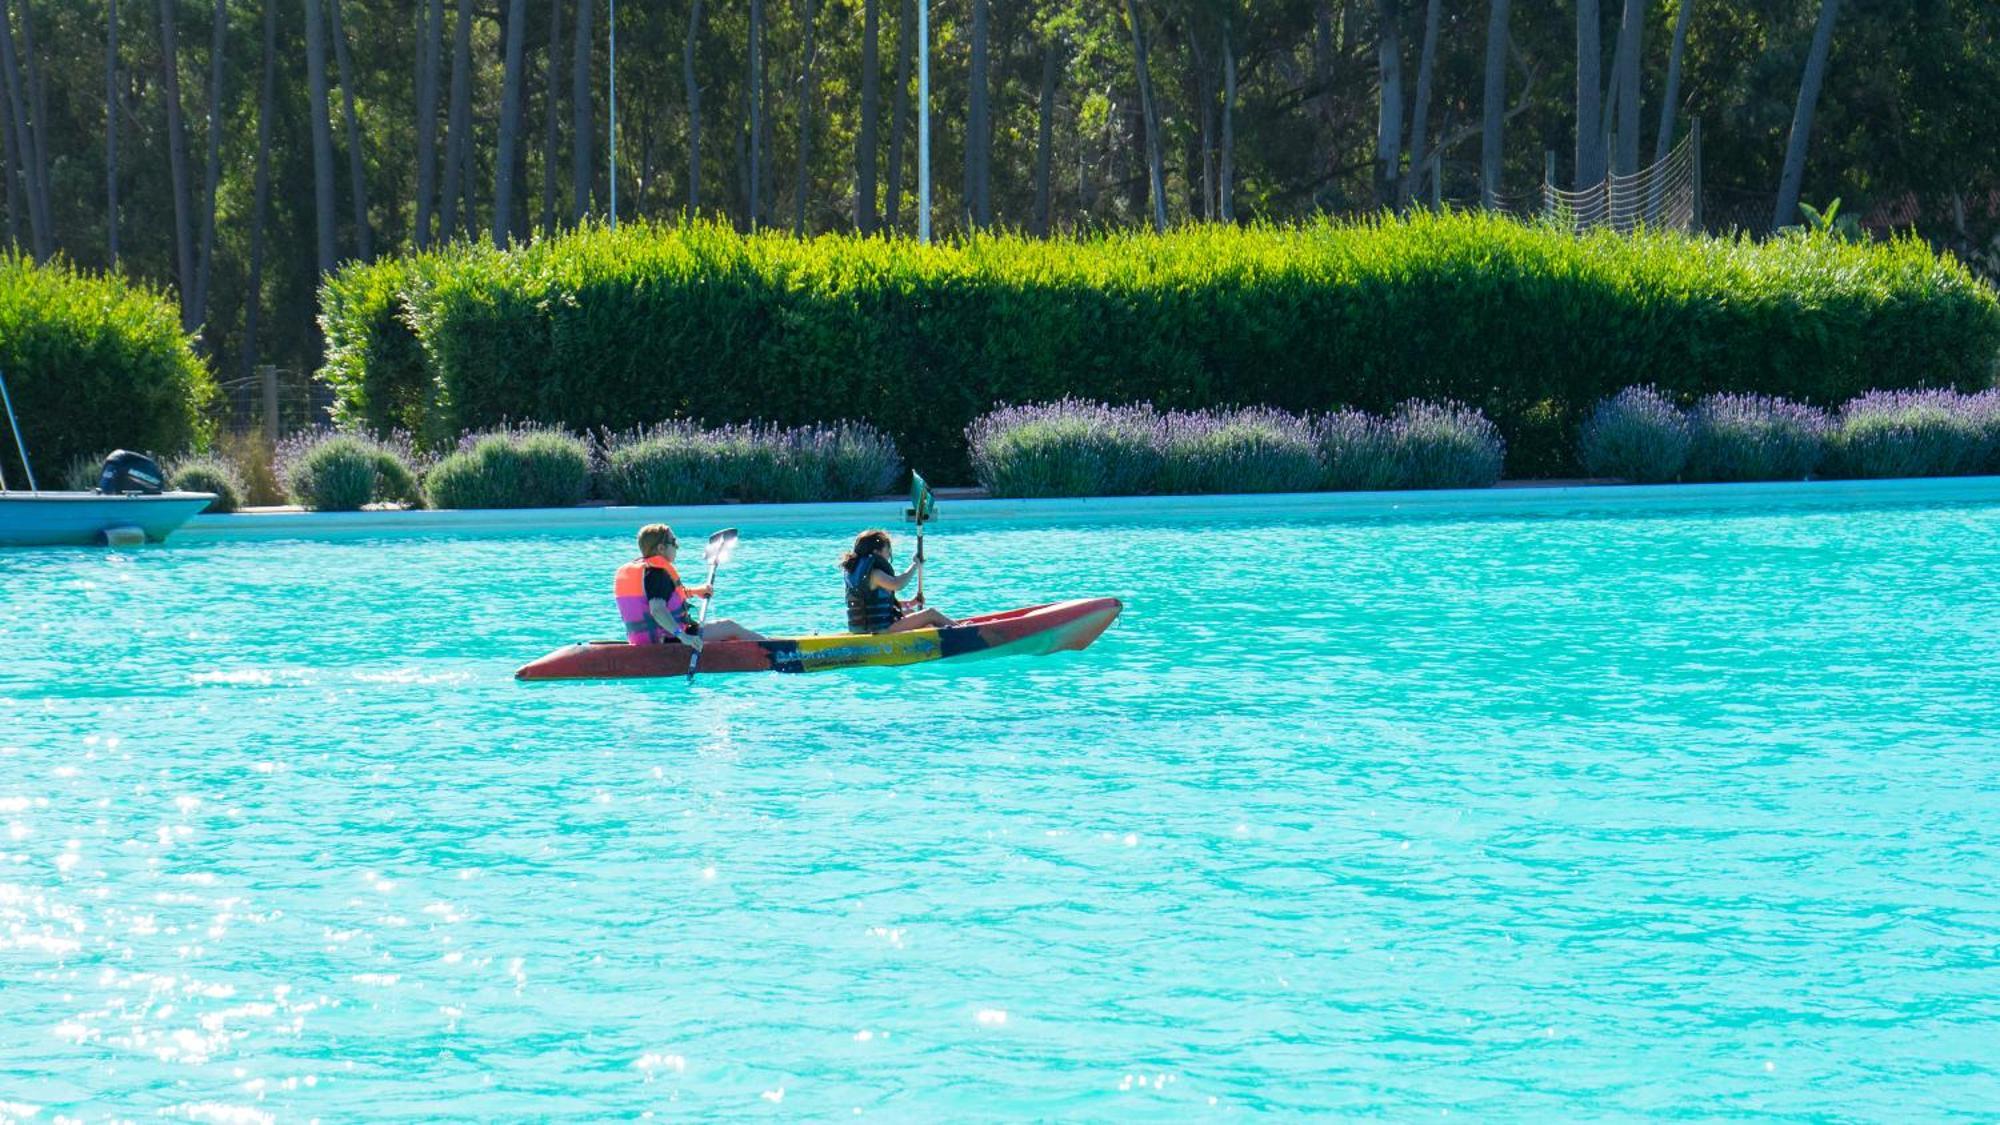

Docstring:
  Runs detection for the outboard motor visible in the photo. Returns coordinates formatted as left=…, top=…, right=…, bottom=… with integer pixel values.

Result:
left=96, top=449, right=165, bottom=495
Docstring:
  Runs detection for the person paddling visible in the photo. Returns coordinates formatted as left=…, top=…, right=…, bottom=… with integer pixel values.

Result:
left=840, top=529, right=954, bottom=634
left=615, top=524, right=760, bottom=650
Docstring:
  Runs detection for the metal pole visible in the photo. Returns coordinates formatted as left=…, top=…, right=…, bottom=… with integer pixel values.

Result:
left=1690, top=117, right=1703, bottom=232
left=917, top=0, right=930, bottom=243
left=0, top=368, right=39, bottom=492
left=261, top=364, right=281, bottom=442
left=608, top=0, right=618, bottom=228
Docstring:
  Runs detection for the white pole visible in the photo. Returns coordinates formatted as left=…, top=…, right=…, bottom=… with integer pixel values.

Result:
left=608, top=0, right=618, bottom=228
left=917, top=0, right=930, bottom=243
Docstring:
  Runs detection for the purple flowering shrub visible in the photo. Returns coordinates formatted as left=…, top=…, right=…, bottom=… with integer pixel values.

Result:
left=274, top=427, right=424, bottom=511
left=1577, top=386, right=1690, bottom=483
left=966, top=400, right=1165, bottom=498
left=425, top=423, right=592, bottom=509
left=1159, top=408, right=1322, bottom=494
left=599, top=420, right=902, bottom=504
left=1315, top=410, right=1404, bottom=491
left=1684, top=393, right=1831, bottom=482
left=1387, top=400, right=1506, bottom=489
left=1826, top=389, right=1988, bottom=478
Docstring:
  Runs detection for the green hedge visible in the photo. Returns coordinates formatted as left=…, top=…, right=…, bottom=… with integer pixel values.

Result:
left=319, top=215, right=2000, bottom=479
left=0, top=252, right=213, bottom=484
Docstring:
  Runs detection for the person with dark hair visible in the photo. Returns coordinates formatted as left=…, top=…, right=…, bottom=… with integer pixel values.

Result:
left=839, top=529, right=953, bottom=634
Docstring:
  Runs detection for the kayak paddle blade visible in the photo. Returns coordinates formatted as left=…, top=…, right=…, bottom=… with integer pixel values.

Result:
left=910, top=471, right=936, bottom=524
left=703, top=527, right=739, bottom=568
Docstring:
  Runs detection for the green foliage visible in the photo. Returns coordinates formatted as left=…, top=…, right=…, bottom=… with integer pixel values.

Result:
left=424, top=428, right=593, bottom=510
left=280, top=433, right=422, bottom=512
left=0, top=252, right=212, bottom=485
left=168, top=456, right=244, bottom=513
left=321, top=214, right=2000, bottom=480
left=597, top=421, right=903, bottom=505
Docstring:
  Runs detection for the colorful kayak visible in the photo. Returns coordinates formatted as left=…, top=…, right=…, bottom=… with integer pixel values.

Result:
left=516, top=597, right=1123, bottom=681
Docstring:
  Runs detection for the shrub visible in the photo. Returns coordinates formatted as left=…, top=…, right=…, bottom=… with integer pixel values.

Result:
left=62, top=450, right=108, bottom=491
left=424, top=425, right=592, bottom=509
left=0, top=252, right=213, bottom=485
left=319, top=214, right=2000, bottom=480
left=169, top=455, right=244, bottom=513
left=597, top=420, right=903, bottom=505
left=966, top=400, right=1165, bottom=498
left=1684, top=393, right=1831, bottom=482
left=1316, top=410, right=1405, bottom=491
left=1825, top=389, right=1988, bottom=479
left=1577, top=386, right=1689, bottom=482
left=1159, top=407, right=1321, bottom=494
left=276, top=428, right=424, bottom=511
left=1385, top=399, right=1506, bottom=489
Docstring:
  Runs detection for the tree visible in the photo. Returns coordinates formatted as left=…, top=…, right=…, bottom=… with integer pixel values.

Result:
left=1480, top=0, right=1510, bottom=207
left=415, top=0, right=443, bottom=248
left=1125, top=0, right=1167, bottom=231
left=159, top=0, right=199, bottom=323
left=792, top=0, right=820, bottom=235
left=544, top=0, right=565, bottom=233
left=1373, top=0, right=1403, bottom=208
left=1575, top=0, right=1604, bottom=189
left=572, top=0, right=593, bottom=220
left=748, top=0, right=763, bottom=226
left=1653, top=0, right=1690, bottom=164
left=1611, top=0, right=1642, bottom=175
left=330, top=0, right=370, bottom=260
left=684, top=0, right=702, bottom=212
left=193, top=0, right=228, bottom=333
left=884, top=0, right=913, bottom=228
left=1033, top=36, right=1058, bottom=234
left=966, top=0, right=990, bottom=227
left=856, top=0, right=878, bottom=231
left=105, top=0, right=119, bottom=265
left=243, top=0, right=277, bottom=376
left=1774, top=0, right=1842, bottom=229
left=1403, top=0, right=1440, bottom=207
left=441, top=0, right=473, bottom=237
left=495, top=0, right=529, bottom=247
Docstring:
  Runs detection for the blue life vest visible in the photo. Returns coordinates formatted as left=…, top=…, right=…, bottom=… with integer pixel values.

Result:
left=845, top=555, right=901, bottom=633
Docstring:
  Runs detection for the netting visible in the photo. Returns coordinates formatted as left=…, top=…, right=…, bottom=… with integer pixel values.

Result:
left=1541, top=131, right=1697, bottom=233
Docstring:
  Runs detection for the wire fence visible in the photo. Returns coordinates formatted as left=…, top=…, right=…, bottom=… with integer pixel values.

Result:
left=215, top=365, right=331, bottom=439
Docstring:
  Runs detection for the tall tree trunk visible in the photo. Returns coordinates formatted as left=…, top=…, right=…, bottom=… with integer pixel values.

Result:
left=1575, top=0, right=1604, bottom=189
left=1773, top=0, right=1841, bottom=229
left=1653, top=0, right=1691, bottom=163
left=1403, top=0, right=1441, bottom=207
left=1613, top=0, right=1642, bottom=175
left=160, top=0, right=199, bottom=324
left=966, top=0, right=989, bottom=227
left=683, top=0, right=701, bottom=212
left=106, top=0, right=120, bottom=264
left=303, top=0, right=338, bottom=273
left=243, top=0, right=277, bottom=379
left=791, top=0, right=817, bottom=235
left=571, top=0, right=593, bottom=219
left=1479, top=0, right=1510, bottom=207
left=1124, top=0, right=1166, bottom=231
left=0, top=2, right=43, bottom=257
left=416, top=0, right=442, bottom=248
left=494, top=0, right=528, bottom=246
left=330, top=0, right=370, bottom=259
left=2, top=60, right=17, bottom=249
left=1373, top=0, right=1403, bottom=209
left=884, top=0, right=911, bottom=228
left=543, top=0, right=564, bottom=233
left=441, top=0, right=472, bottom=236
left=747, top=0, right=762, bottom=226
left=16, top=0, right=48, bottom=251
left=855, top=0, right=878, bottom=231
left=1033, top=38, right=1056, bottom=235
left=193, top=0, right=226, bottom=333
left=1219, top=17, right=1234, bottom=222
left=1190, top=33, right=1214, bottom=219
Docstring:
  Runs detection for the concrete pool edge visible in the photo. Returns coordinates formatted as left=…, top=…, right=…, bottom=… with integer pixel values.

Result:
left=172, top=475, right=2000, bottom=542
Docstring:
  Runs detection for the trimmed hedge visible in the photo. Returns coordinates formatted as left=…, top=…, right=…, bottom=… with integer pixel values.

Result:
left=320, top=215, right=2000, bottom=480
left=0, top=252, right=213, bottom=484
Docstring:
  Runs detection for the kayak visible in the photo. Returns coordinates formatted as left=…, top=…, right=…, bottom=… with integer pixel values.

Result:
left=515, top=597, right=1123, bottom=681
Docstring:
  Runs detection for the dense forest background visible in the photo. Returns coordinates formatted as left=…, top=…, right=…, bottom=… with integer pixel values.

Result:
left=2, top=0, right=1995, bottom=386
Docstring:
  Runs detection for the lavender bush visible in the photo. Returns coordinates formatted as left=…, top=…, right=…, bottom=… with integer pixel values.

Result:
left=168, top=455, right=245, bottom=513
left=1577, top=386, right=1690, bottom=483
left=966, top=400, right=1165, bottom=498
left=599, top=420, right=902, bottom=505
left=1684, top=393, right=1831, bottom=482
left=274, top=427, right=424, bottom=511
left=1159, top=407, right=1321, bottom=494
left=425, top=424, right=592, bottom=509
left=1387, top=399, right=1506, bottom=489
left=1826, top=389, right=1987, bottom=479
left=1315, top=410, right=1403, bottom=491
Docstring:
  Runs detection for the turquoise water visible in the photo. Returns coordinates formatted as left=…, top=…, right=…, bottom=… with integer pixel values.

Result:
left=3, top=495, right=1999, bottom=1117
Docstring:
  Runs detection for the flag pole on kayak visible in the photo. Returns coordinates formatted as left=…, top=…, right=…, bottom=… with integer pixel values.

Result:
left=686, top=527, right=739, bottom=683
left=909, top=471, right=935, bottom=607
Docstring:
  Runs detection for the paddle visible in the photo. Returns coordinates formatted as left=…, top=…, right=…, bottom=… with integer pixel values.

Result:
left=909, top=471, right=936, bottom=607
left=685, top=527, right=739, bottom=684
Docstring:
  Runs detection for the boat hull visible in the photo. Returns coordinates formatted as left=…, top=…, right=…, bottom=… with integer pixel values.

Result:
left=0, top=491, right=215, bottom=547
left=516, top=597, right=1124, bottom=681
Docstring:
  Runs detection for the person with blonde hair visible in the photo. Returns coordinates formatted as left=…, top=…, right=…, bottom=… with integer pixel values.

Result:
left=839, top=529, right=953, bottom=634
left=613, top=523, right=760, bottom=650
